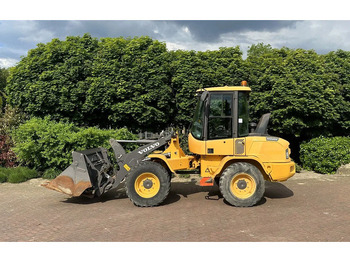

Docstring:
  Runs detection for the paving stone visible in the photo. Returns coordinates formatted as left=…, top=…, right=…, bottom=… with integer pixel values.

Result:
left=0, top=175, right=350, bottom=241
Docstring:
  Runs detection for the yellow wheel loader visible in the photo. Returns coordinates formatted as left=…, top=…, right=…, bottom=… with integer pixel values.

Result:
left=43, top=82, right=295, bottom=207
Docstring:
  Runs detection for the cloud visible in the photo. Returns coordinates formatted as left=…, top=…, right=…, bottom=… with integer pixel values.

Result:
left=160, top=20, right=350, bottom=57
left=0, top=58, right=18, bottom=68
left=1, top=20, right=350, bottom=68
left=171, top=20, right=298, bottom=42
left=0, top=21, right=52, bottom=62
left=0, top=21, right=162, bottom=61
left=219, top=21, right=350, bottom=54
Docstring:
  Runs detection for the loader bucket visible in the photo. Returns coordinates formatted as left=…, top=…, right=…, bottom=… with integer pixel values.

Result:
left=42, top=147, right=113, bottom=197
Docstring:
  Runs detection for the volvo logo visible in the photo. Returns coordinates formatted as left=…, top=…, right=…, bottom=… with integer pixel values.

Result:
left=138, top=142, right=160, bottom=155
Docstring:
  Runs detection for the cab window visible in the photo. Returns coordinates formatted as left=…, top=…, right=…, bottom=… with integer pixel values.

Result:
left=238, top=92, right=249, bottom=137
left=190, top=97, right=205, bottom=140
left=208, top=94, right=232, bottom=139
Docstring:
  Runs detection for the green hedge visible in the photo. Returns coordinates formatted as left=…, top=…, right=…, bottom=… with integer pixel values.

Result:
left=42, top=168, right=62, bottom=179
left=300, top=136, right=350, bottom=174
left=11, top=117, right=137, bottom=171
left=0, top=167, right=38, bottom=183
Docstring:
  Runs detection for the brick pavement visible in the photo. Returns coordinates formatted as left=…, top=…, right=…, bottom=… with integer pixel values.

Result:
left=1, top=172, right=350, bottom=241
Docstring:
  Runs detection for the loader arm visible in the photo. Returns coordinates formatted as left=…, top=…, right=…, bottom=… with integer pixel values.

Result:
left=43, top=132, right=174, bottom=197
left=109, top=133, right=174, bottom=190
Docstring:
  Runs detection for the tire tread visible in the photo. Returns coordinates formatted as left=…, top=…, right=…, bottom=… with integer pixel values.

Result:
left=125, top=161, right=171, bottom=207
left=219, top=162, right=265, bottom=207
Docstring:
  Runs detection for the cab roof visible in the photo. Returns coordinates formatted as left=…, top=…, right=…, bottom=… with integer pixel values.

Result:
left=196, top=86, right=251, bottom=92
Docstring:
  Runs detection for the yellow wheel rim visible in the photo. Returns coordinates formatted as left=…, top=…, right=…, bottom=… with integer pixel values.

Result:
left=230, top=173, right=256, bottom=199
left=134, top=172, right=160, bottom=198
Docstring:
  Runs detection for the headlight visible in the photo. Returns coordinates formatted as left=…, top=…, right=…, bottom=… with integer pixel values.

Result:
left=286, top=148, right=289, bottom=159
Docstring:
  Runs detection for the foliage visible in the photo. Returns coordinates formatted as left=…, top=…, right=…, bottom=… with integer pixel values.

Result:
left=0, top=135, right=17, bottom=167
left=246, top=45, right=349, bottom=137
left=0, top=167, right=9, bottom=182
left=322, top=50, right=350, bottom=133
left=0, top=67, right=9, bottom=110
left=0, top=106, right=26, bottom=167
left=11, top=117, right=137, bottom=171
left=6, top=34, right=173, bottom=132
left=300, top=136, right=350, bottom=174
left=42, top=168, right=61, bottom=179
left=169, top=47, right=245, bottom=128
left=246, top=44, right=350, bottom=161
left=6, top=36, right=247, bottom=132
left=8, top=36, right=349, bottom=136
left=6, top=34, right=98, bottom=125
left=4, top=36, right=350, bottom=167
left=85, top=36, right=174, bottom=131
left=7, top=167, right=38, bottom=183
left=177, top=129, right=189, bottom=155
left=295, top=162, right=302, bottom=173
left=0, top=166, right=38, bottom=183
left=0, top=68, right=8, bottom=90
left=0, top=105, right=27, bottom=136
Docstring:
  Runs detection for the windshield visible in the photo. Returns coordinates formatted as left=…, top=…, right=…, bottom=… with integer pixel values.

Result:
left=190, top=97, right=205, bottom=140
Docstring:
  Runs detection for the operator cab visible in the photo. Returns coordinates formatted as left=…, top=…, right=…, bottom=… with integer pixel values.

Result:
left=191, top=83, right=251, bottom=141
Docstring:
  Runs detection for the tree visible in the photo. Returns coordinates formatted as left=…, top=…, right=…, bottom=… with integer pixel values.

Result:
left=322, top=50, right=350, bottom=134
left=84, top=36, right=174, bottom=131
left=5, top=36, right=349, bottom=152
left=246, top=44, right=350, bottom=160
left=169, top=47, right=245, bottom=128
left=7, top=34, right=98, bottom=124
left=6, top=35, right=174, bottom=132
left=0, top=67, right=9, bottom=110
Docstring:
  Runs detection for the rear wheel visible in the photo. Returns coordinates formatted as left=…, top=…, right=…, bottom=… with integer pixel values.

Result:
left=219, top=162, right=265, bottom=207
left=125, top=161, right=170, bottom=207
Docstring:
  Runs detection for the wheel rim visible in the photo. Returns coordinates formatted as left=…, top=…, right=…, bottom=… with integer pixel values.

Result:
left=134, top=172, right=160, bottom=198
left=230, top=173, right=256, bottom=199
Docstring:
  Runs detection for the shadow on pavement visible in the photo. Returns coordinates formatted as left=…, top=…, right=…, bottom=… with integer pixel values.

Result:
left=160, top=192, right=181, bottom=206
left=264, top=181, right=294, bottom=199
left=61, top=187, right=128, bottom=205
left=60, top=179, right=294, bottom=207
left=222, top=195, right=267, bottom=207
left=162, top=179, right=222, bottom=206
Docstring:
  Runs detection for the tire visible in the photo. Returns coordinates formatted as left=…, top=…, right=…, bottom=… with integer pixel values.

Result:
left=219, top=162, right=265, bottom=207
left=214, top=176, right=220, bottom=186
left=125, top=161, right=171, bottom=207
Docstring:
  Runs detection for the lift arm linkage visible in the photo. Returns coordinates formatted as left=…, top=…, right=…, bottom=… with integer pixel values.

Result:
left=109, top=133, right=174, bottom=190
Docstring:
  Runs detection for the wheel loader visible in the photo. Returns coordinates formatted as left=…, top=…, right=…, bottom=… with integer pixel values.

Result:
left=43, top=81, right=295, bottom=207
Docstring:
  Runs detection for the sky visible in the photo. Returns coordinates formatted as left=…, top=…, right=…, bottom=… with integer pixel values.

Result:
left=1, top=1, right=350, bottom=68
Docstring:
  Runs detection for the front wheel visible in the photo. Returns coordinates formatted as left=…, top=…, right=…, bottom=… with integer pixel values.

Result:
left=219, top=162, right=265, bottom=207
left=125, top=161, right=171, bottom=207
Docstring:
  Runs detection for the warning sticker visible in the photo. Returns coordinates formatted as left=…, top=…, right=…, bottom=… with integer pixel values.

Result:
left=124, top=164, right=131, bottom=171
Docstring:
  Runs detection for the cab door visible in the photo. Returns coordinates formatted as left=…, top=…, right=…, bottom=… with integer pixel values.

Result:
left=205, top=92, right=234, bottom=155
